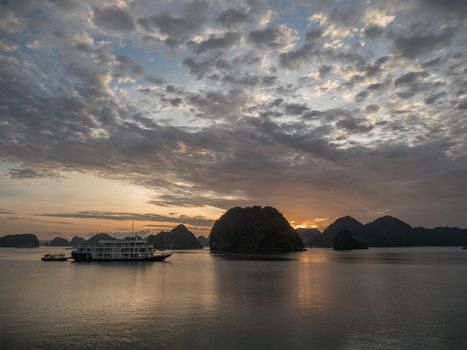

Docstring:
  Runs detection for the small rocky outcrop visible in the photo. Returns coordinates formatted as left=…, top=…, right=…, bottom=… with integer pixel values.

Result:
left=70, top=236, right=86, bottom=247
left=85, top=233, right=115, bottom=245
left=296, top=228, right=321, bottom=247
left=49, top=237, right=71, bottom=246
left=209, top=206, right=305, bottom=252
left=148, top=224, right=202, bottom=249
left=198, top=235, right=210, bottom=247
left=0, top=234, right=40, bottom=248
left=333, top=229, right=368, bottom=250
left=317, top=216, right=365, bottom=247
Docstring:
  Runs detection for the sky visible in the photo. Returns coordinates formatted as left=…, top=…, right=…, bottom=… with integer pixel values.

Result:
left=0, top=0, right=466, bottom=239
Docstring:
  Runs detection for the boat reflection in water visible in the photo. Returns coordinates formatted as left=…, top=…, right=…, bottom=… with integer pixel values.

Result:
left=71, top=238, right=172, bottom=262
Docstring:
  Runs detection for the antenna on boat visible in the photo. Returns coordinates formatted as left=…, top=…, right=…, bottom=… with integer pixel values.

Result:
left=132, top=221, right=138, bottom=240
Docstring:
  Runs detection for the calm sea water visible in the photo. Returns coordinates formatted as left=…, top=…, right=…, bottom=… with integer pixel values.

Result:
left=1, top=247, right=467, bottom=350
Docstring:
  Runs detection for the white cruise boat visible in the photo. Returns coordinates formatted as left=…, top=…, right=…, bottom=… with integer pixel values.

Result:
left=71, top=237, right=172, bottom=262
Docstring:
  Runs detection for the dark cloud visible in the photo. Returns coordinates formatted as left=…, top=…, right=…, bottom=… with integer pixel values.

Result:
left=216, top=8, right=249, bottom=28
left=248, top=25, right=297, bottom=51
left=35, top=211, right=214, bottom=227
left=392, top=27, right=458, bottom=58
left=336, top=118, right=373, bottom=133
left=145, top=75, right=166, bottom=85
left=9, top=168, right=61, bottom=179
left=170, top=97, right=182, bottom=107
left=182, top=57, right=212, bottom=78
left=394, top=71, right=428, bottom=86
left=284, top=103, right=309, bottom=115
left=318, top=65, right=333, bottom=78
left=187, top=32, right=240, bottom=53
left=304, top=29, right=323, bottom=42
left=216, top=73, right=277, bottom=87
left=355, top=90, right=368, bottom=102
left=0, top=209, right=14, bottom=215
left=365, top=104, right=380, bottom=113
left=414, top=0, right=467, bottom=20
left=137, top=8, right=206, bottom=48
left=424, top=91, right=446, bottom=105
left=92, top=6, right=135, bottom=32
left=364, top=25, right=384, bottom=38
left=458, top=100, right=467, bottom=110
left=115, top=55, right=143, bottom=77
left=278, top=44, right=315, bottom=69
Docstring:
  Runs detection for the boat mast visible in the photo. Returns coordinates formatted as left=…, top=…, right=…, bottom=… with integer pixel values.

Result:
left=132, top=221, right=137, bottom=240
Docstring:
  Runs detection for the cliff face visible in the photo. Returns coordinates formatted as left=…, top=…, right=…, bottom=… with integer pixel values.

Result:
left=148, top=224, right=202, bottom=249
left=209, top=206, right=305, bottom=252
left=0, top=234, right=40, bottom=248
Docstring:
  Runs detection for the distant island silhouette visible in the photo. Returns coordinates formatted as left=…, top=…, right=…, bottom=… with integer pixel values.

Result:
left=2, top=210, right=467, bottom=249
left=306, top=215, right=467, bottom=247
left=209, top=206, right=305, bottom=252
left=333, top=229, right=368, bottom=250
left=148, top=224, right=202, bottom=249
left=0, top=234, right=39, bottom=248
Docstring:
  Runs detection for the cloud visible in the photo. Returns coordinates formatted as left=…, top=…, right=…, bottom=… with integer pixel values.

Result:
left=1, top=0, right=467, bottom=230
left=394, top=71, right=428, bottom=86
left=35, top=211, right=214, bottom=227
left=278, top=44, right=315, bottom=69
left=92, top=6, right=135, bottom=32
left=0, top=209, right=14, bottom=215
left=363, top=25, right=384, bottom=38
left=115, top=55, right=143, bottom=78
left=248, top=25, right=299, bottom=52
left=187, top=31, right=241, bottom=53
left=217, top=8, right=249, bottom=28
left=336, top=117, right=373, bottom=133
left=392, top=27, right=458, bottom=58
left=137, top=3, right=208, bottom=48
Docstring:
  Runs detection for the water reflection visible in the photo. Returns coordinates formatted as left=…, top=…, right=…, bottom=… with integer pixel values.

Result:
left=210, top=251, right=299, bottom=261
left=1, top=247, right=467, bottom=349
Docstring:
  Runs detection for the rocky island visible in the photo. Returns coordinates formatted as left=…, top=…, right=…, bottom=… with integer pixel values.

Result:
left=209, top=206, right=304, bottom=252
left=49, top=237, right=71, bottom=246
left=197, top=235, right=209, bottom=247
left=148, top=224, right=202, bottom=249
left=296, top=228, right=321, bottom=247
left=333, top=229, right=368, bottom=250
left=0, top=234, right=40, bottom=248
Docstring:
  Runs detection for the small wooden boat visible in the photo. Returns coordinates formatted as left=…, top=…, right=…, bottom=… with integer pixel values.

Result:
left=41, top=253, right=70, bottom=261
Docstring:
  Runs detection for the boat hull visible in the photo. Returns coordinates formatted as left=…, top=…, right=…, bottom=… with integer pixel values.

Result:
left=71, top=251, right=172, bottom=262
